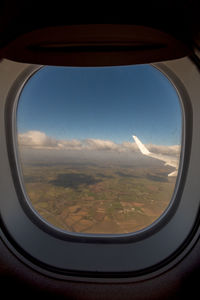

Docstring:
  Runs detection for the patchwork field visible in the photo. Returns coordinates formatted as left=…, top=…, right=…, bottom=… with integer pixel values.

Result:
left=21, top=160, right=177, bottom=234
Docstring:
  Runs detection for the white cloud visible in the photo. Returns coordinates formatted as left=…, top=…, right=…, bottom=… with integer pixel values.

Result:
left=84, top=138, right=120, bottom=151
left=57, top=139, right=82, bottom=150
left=18, top=130, right=180, bottom=156
left=121, top=141, right=138, bottom=152
left=147, top=144, right=181, bottom=156
left=18, top=131, right=58, bottom=148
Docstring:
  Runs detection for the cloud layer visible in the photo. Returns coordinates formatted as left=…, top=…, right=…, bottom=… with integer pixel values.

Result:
left=18, top=130, right=180, bottom=156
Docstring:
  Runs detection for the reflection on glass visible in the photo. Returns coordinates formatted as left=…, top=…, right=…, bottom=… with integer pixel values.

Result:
left=17, top=65, right=182, bottom=234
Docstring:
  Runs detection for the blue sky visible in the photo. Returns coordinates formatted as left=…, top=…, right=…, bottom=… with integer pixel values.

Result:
left=17, top=64, right=182, bottom=146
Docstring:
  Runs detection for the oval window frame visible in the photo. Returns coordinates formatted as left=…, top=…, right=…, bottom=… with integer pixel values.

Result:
left=0, top=57, right=197, bottom=282
left=13, top=63, right=185, bottom=242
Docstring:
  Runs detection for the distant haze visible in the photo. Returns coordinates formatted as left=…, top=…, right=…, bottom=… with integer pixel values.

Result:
left=18, top=130, right=180, bottom=167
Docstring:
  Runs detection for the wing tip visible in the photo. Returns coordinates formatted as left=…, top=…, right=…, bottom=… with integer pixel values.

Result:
left=132, top=135, right=150, bottom=155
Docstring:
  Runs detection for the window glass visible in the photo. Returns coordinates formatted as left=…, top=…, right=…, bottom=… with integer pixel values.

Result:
left=17, top=65, right=182, bottom=234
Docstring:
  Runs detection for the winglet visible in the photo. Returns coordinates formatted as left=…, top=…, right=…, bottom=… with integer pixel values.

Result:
left=132, top=135, right=150, bottom=155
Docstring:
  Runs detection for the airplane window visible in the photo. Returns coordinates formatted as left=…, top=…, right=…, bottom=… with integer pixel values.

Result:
left=16, top=65, right=182, bottom=235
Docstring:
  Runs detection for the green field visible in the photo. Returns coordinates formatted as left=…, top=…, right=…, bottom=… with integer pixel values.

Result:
left=22, top=162, right=176, bottom=234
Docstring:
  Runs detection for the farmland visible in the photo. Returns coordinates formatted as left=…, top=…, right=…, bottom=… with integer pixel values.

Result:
left=21, top=160, right=176, bottom=234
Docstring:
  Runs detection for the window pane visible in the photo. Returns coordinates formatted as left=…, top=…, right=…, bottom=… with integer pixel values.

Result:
left=17, top=65, right=182, bottom=234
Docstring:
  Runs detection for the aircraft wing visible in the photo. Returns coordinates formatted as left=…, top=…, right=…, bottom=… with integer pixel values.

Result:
left=132, top=135, right=178, bottom=177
